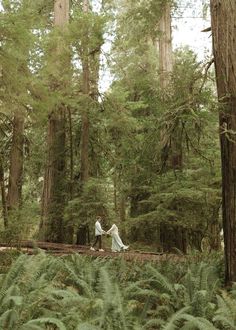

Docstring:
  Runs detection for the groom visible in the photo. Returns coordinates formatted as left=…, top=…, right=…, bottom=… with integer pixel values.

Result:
left=90, top=216, right=106, bottom=252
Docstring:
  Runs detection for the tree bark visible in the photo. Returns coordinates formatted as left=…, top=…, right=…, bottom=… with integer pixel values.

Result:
left=158, top=2, right=187, bottom=253
left=76, top=0, right=91, bottom=245
left=40, top=0, right=69, bottom=243
left=54, top=0, right=69, bottom=25
left=80, top=0, right=90, bottom=185
left=77, top=0, right=103, bottom=244
left=80, top=112, right=89, bottom=184
left=0, top=157, right=7, bottom=227
left=113, top=174, right=118, bottom=215
left=64, top=107, right=75, bottom=244
left=119, top=192, right=126, bottom=222
left=171, top=123, right=183, bottom=170
left=210, top=0, right=236, bottom=285
left=158, top=1, right=173, bottom=89
left=209, top=203, right=221, bottom=251
left=41, top=109, right=66, bottom=242
left=160, top=225, right=187, bottom=253
left=7, top=115, right=24, bottom=212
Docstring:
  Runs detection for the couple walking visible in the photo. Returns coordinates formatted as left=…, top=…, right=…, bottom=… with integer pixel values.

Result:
left=90, top=216, right=129, bottom=252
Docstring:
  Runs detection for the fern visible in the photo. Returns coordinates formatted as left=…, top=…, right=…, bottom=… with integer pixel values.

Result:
left=60, top=258, right=95, bottom=298
left=181, top=262, right=219, bottom=319
left=0, top=252, right=233, bottom=329
left=0, top=254, right=27, bottom=302
left=22, top=317, right=67, bottom=329
left=146, top=264, right=176, bottom=296
left=213, top=293, right=236, bottom=329
left=76, top=323, right=98, bottom=330
left=144, top=318, right=165, bottom=329
left=162, top=310, right=218, bottom=330
left=19, top=325, right=43, bottom=330
left=98, top=267, right=132, bottom=330
left=161, top=306, right=191, bottom=330
left=0, top=309, right=19, bottom=329
left=180, top=315, right=218, bottom=329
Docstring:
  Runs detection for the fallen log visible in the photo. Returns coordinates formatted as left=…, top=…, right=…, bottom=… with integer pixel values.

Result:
left=0, top=240, right=187, bottom=262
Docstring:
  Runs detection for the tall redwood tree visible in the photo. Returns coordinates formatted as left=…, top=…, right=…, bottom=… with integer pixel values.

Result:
left=41, top=0, right=69, bottom=242
left=210, top=0, right=236, bottom=284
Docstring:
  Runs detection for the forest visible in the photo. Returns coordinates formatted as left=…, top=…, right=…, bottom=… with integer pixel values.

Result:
left=1, top=0, right=236, bottom=329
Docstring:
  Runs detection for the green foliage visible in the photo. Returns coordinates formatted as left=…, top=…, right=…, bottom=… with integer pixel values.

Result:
left=0, top=252, right=233, bottom=329
left=127, top=167, right=221, bottom=246
left=0, top=0, right=221, bottom=265
left=102, top=0, right=221, bottom=252
left=0, top=202, right=40, bottom=243
left=213, top=291, right=236, bottom=329
left=64, top=178, right=111, bottom=233
left=0, top=0, right=228, bottom=326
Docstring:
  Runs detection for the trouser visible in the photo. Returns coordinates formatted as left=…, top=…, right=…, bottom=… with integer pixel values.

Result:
left=92, top=235, right=102, bottom=249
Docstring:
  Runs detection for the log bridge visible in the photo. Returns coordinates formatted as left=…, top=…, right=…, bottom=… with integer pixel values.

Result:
left=0, top=240, right=186, bottom=262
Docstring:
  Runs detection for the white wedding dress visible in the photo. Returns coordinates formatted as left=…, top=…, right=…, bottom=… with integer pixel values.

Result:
left=107, top=224, right=129, bottom=252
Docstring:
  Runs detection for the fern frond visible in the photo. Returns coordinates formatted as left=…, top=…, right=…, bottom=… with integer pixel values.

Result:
left=144, top=318, right=164, bottom=329
left=98, top=267, right=129, bottom=330
left=23, top=317, right=66, bottom=329
left=77, top=323, right=99, bottom=330
left=0, top=254, right=27, bottom=301
left=19, top=324, right=43, bottom=330
left=146, top=264, right=176, bottom=296
left=50, top=288, right=92, bottom=307
left=180, top=315, right=218, bottom=330
left=213, top=315, right=236, bottom=329
left=61, top=260, right=93, bottom=297
left=0, top=308, right=19, bottom=329
left=213, top=293, right=236, bottom=329
left=161, top=307, right=191, bottom=330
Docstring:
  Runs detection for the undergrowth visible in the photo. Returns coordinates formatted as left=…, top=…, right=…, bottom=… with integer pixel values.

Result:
left=0, top=251, right=232, bottom=330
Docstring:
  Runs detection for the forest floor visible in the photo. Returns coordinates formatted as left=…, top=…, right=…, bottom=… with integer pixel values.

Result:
left=0, top=240, right=186, bottom=262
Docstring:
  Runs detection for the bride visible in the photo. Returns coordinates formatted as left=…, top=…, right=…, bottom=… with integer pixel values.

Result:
left=107, top=224, right=129, bottom=252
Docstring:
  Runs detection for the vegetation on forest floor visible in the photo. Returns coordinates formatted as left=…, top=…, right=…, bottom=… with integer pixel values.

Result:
left=0, top=251, right=234, bottom=330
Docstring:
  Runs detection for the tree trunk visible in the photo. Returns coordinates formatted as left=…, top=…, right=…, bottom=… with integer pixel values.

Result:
left=160, top=225, right=187, bottom=253
left=64, top=107, right=74, bottom=244
left=171, top=123, right=183, bottom=170
left=113, top=174, right=118, bottom=215
left=80, top=0, right=102, bottom=181
left=119, top=191, right=126, bottom=237
left=80, top=112, right=89, bottom=184
left=119, top=192, right=126, bottom=222
left=77, top=0, right=103, bottom=245
left=41, top=109, right=66, bottom=242
left=40, top=0, right=69, bottom=243
left=209, top=203, right=221, bottom=251
left=0, top=157, right=7, bottom=227
left=158, top=1, right=173, bottom=89
left=158, top=2, right=187, bottom=253
left=210, top=0, right=236, bottom=285
left=80, top=0, right=90, bottom=185
left=75, top=0, right=91, bottom=245
left=68, top=108, right=74, bottom=200
left=7, top=115, right=24, bottom=212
